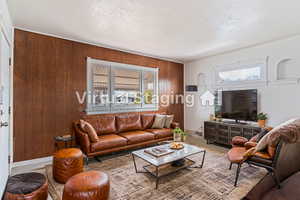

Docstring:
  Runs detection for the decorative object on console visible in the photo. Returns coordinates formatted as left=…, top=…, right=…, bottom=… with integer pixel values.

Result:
left=185, top=85, right=198, bottom=92
left=257, top=112, right=268, bottom=128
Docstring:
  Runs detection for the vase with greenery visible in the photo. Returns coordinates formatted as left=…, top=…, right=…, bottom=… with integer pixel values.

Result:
left=172, top=128, right=187, bottom=142
left=257, top=112, right=268, bottom=127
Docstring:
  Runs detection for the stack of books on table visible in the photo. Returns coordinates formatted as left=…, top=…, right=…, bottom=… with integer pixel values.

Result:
left=144, top=147, right=174, bottom=157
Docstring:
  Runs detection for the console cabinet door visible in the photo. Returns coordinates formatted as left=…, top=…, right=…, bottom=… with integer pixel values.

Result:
left=230, top=126, right=243, bottom=141
left=217, top=125, right=229, bottom=144
left=204, top=122, right=217, bottom=142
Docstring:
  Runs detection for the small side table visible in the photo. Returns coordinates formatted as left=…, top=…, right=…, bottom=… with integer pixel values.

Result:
left=54, top=135, right=74, bottom=150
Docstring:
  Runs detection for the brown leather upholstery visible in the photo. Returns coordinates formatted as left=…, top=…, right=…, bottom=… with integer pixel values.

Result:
left=91, top=134, right=127, bottom=152
left=244, top=142, right=300, bottom=200
left=231, top=136, right=249, bottom=147
left=4, top=173, right=48, bottom=200
left=119, top=131, right=155, bottom=145
left=245, top=141, right=257, bottom=149
left=63, top=171, right=109, bottom=200
left=53, top=148, right=84, bottom=184
left=74, top=123, right=91, bottom=154
left=141, top=114, right=155, bottom=129
left=227, top=147, right=247, bottom=163
left=254, top=152, right=272, bottom=160
left=83, top=116, right=116, bottom=135
left=116, top=114, right=142, bottom=132
left=171, top=122, right=180, bottom=129
left=146, top=128, right=172, bottom=139
left=73, top=112, right=179, bottom=158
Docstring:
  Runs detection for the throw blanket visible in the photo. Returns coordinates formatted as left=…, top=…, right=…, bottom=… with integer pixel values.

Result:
left=244, top=118, right=300, bottom=158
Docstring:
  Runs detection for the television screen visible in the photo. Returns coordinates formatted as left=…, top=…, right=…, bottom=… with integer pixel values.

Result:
left=215, top=89, right=257, bottom=122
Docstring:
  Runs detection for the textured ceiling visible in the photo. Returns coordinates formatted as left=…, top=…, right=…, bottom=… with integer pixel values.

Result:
left=8, top=0, right=300, bottom=62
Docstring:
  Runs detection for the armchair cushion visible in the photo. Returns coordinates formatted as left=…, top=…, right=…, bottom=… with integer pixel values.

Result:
left=245, top=142, right=257, bottom=149
left=232, top=136, right=248, bottom=146
left=227, top=147, right=247, bottom=164
left=268, top=145, right=276, bottom=158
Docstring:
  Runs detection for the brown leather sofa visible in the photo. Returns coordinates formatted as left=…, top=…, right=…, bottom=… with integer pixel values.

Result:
left=73, top=112, right=179, bottom=162
left=244, top=141, right=300, bottom=200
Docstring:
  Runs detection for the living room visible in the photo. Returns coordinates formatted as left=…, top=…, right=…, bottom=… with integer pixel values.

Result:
left=1, top=0, right=300, bottom=200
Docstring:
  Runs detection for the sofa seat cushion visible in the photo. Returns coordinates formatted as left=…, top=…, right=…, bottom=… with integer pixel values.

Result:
left=227, top=147, right=247, bottom=164
left=146, top=128, right=172, bottom=139
left=91, top=134, right=127, bottom=152
left=119, top=131, right=155, bottom=145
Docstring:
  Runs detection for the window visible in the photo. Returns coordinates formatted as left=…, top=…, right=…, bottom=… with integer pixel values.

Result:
left=218, top=66, right=261, bottom=82
left=87, top=58, right=158, bottom=114
left=215, top=60, right=267, bottom=86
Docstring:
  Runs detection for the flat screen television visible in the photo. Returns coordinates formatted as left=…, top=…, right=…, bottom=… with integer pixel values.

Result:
left=215, top=89, right=258, bottom=122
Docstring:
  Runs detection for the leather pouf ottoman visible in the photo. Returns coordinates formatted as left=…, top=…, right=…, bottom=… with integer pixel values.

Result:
left=4, top=172, right=48, bottom=200
left=62, top=171, right=110, bottom=200
left=53, top=148, right=83, bottom=183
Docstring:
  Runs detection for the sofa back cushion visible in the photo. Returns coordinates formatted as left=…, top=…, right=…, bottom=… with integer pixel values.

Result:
left=83, top=116, right=116, bottom=135
left=116, top=114, right=142, bottom=133
left=141, top=114, right=155, bottom=129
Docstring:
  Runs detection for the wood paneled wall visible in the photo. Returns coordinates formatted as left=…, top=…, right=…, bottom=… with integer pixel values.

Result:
left=13, top=29, right=184, bottom=162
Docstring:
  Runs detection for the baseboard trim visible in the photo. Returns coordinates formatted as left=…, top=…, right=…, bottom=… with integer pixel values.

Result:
left=12, top=156, right=53, bottom=168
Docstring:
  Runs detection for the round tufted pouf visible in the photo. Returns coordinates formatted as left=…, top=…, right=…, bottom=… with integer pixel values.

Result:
left=4, top=172, right=48, bottom=200
left=62, top=171, right=110, bottom=200
left=53, top=148, right=83, bottom=183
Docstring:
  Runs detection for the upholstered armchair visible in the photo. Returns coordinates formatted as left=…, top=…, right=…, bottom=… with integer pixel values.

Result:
left=227, top=128, right=283, bottom=187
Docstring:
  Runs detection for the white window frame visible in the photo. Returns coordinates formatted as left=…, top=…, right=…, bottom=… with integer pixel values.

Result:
left=215, top=58, right=268, bottom=87
left=86, top=57, right=159, bottom=114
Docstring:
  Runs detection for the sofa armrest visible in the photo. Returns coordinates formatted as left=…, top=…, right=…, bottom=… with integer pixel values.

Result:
left=73, top=121, right=91, bottom=155
left=245, top=141, right=257, bottom=150
left=231, top=136, right=249, bottom=147
left=171, top=122, right=180, bottom=129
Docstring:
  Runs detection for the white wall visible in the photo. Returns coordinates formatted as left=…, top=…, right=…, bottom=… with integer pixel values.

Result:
left=184, top=35, right=300, bottom=131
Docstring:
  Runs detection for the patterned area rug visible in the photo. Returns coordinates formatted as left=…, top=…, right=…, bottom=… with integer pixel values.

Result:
left=45, top=150, right=266, bottom=200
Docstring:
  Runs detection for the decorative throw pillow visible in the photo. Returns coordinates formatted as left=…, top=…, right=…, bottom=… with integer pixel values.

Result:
left=164, top=115, right=174, bottom=128
left=255, top=118, right=300, bottom=153
left=151, top=114, right=166, bottom=129
left=80, top=120, right=99, bottom=143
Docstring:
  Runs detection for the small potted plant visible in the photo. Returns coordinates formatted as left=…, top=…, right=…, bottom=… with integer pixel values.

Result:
left=172, top=128, right=187, bottom=142
left=172, top=128, right=182, bottom=142
left=257, top=112, right=268, bottom=127
left=181, top=131, right=188, bottom=142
